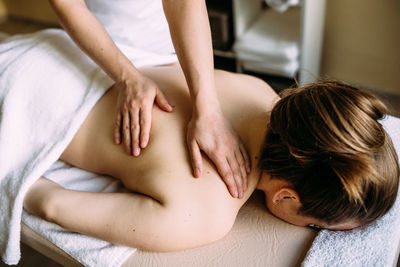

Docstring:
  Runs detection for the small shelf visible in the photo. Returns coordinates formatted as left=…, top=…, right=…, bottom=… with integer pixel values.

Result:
left=213, top=49, right=236, bottom=59
left=209, top=0, right=326, bottom=84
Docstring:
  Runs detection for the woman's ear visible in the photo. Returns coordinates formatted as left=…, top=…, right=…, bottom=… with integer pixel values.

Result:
left=271, top=188, right=300, bottom=205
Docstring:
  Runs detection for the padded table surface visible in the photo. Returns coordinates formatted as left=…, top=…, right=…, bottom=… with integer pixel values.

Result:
left=22, top=191, right=317, bottom=267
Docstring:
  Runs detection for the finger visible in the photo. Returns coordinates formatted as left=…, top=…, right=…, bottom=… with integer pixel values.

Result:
left=122, top=111, right=131, bottom=155
left=240, top=142, right=251, bottom=174
left=227, top=156, right=244, bottom=199
left=188, top=141, right=203, bottom=178
left=130, top=109, right=141, bottom=157
left=235, top=148, right=248, bottom=193
left=139, top=105, right=152, bottom=149
left=114, top=112, right=122, bottom=144
left=155, top=89, right=173, bottom=112
left=209, top=155, right=238, bottom=198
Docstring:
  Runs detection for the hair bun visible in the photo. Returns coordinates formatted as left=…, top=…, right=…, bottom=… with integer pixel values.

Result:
left=329, top=153, right=375, bottom=204
left=260, top=80, right=399, bottom=225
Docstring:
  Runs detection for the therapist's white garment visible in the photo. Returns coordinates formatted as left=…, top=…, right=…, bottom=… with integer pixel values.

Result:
left=85, top=0, right=175, bottom=56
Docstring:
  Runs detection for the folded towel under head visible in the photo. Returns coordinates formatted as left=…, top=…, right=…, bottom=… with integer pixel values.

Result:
left=303, top=115, right=400, bottom=266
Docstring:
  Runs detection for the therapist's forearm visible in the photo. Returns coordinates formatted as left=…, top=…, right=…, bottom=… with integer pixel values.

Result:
left=49, top=0, right=140, bottom=83
left=163, top=0, right=219, bottom=113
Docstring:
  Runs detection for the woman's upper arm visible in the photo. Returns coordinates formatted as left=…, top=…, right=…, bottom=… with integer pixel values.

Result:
left=46, top=185, right=234, bottom=251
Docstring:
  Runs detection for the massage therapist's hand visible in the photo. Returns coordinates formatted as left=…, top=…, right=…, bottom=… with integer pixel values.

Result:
left=113, top=73, right=173, bottom=156
left=187, top=108, right=251, bottom=199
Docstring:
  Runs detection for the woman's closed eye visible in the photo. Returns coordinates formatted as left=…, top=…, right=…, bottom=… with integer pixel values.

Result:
left=307, top=224, right=323, bottom=230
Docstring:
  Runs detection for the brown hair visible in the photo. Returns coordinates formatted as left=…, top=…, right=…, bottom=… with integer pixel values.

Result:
left=259, top=80, right=399, bottom=225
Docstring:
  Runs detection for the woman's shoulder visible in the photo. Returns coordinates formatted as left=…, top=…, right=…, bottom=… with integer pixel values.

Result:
left=147, top=163, right=258, bottom=248
left=214, top=69, right=277, bottom=98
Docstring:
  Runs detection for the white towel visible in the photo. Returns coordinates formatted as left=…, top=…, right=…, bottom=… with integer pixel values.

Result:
left=242, top=58, right=299, bottom=78
left=0, top=29, right=111, bottom=265
left=234, top=8, right=301, bottom=63
left=0, top=29, right=176, bottom=265
left=22, top=161, right=135, bottom=267
left=265, top=0, right=301, bottom=13
left=303, top=115, right=400, bottom=267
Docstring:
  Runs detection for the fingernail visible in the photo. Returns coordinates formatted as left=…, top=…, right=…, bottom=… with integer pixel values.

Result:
left=233, top=189, right=238, bottom=198
left=134, top=148, right=141, bottom=156
left=194, top=168, right=201, bottom=177
left=141, top=139, right=148, bottom=148
left=239, top=191, right=243, bottom=199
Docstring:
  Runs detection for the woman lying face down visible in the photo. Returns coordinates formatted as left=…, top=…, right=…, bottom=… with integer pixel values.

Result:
left=257, top=80, right=399, bottom=230
left=24, top=68, right=399, bottom=251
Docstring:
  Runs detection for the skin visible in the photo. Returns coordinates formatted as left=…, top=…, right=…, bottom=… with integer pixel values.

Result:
left=24, top=67, right=275, bottom=251
left=23, top=68, right=358, bottom=252
left=256, top=173, right=361, bottom=231
left=49, top=0, right=249, bottom=199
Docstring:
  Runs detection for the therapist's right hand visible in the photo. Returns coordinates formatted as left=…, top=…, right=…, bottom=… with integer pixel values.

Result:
left=113, top=73, right=173, bottom=156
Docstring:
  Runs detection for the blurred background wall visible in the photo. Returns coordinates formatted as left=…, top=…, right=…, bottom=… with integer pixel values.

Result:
left=0, top=1, right=6, bottom=18
left=0, top=0, right=398, bottom=94
left=322, top=0, right=400, bottom=94
left=0, top=0, right=57, bottom=24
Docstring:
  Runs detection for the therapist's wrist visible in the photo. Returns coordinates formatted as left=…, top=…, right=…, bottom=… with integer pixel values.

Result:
left=192, top=97, right=223, bottom=120
left=192, top=83, right=220, bottom=109
left=111, top=54, right=141, bottom=85
left=115, top=67, right=143, bottom=90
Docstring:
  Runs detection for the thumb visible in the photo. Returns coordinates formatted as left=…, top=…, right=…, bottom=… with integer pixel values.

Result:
left=155, top=89, right=173, bottom=112
left=189, top=141, right=203, bottom=178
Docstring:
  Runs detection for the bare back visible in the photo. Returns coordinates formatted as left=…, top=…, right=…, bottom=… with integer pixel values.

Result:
left=59, top=67, right=278, bottom=249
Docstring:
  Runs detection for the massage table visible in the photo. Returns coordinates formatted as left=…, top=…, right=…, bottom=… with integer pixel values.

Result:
left=21, top=191, right=317, bottom=266
left=20, top=191, right=400, bottom=266
left=1, top=14, right=399, bottom=267
left=0, top=16, right=317, bottom=267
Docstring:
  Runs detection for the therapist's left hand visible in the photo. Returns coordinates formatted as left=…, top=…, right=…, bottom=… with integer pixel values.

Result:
left=187, top=108, right=251, bottom=199
left=113, top=73, right=173, bottom=156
